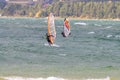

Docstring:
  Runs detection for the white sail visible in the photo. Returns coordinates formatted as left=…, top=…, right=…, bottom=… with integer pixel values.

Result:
left=63, top=25, right=70, bottom=37
left=48, top=13, right=56, bottom=44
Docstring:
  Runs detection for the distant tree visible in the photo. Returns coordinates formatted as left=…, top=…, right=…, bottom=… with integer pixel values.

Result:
left=96, top=2, right=104, bottom=18
left=1, top=0, right=120, bottom=19
left=72, top=2, right=78, bottom=17
left=116, top=2, right=120, bottom=18
left=59, top=3, right=67, bottom=17
left=77, top=2, right=83, bottom=17
left=46, top=5, right=53, bottom=15
left=0, top=0, right=6, bottom=9
left=66, top=3, right=73, bottom=16
left=52, top=2, right=61, bottom=16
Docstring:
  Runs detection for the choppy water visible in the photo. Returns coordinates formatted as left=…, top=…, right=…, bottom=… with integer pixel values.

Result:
left=0, top=18, right=120, bottom=80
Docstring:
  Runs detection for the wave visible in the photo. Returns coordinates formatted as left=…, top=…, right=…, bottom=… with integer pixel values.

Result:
left=99, top=26, right=112, bottom=30
left=1, top=76, right=111, bottom=80
left=88, top=32, right=95, bottom=34
left=74, top=22, right=87, bottom=26
left=94, top=24, right=102, bottom=27
left=58, top=53, right=67, bottom=56
left=115, top=35, right=120, bottom=38
left=107, top=34, right=120, bottom=39
left=105, top=26, right=112, bottom=29
left=106, top=35, right=113, bottom=38
left=1, top=76, right=66, bottom=80
left=86, top=76, right=110, bottom=80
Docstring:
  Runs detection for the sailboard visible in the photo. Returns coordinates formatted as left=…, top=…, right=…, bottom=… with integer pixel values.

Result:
left=62, top=18, right=71, bottom=37
left=44, top=43, right=60, bottom=47
left=47, top=13, right=56, bottom=44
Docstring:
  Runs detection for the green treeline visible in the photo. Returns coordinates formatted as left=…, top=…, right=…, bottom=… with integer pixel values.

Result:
left=0, top=1, right=120, bottom=19
left=45, top=1, right=120, bottom=19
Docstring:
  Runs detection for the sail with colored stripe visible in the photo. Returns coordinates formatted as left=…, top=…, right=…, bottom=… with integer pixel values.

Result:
left=62, top=18, right=71, bottom=37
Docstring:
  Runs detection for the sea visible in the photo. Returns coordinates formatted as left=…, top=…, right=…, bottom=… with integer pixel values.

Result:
left=0, top=18, right=120, bottom=80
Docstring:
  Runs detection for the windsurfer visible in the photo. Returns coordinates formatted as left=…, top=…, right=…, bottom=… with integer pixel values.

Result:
left=46, top=12, right=56, bottom=45
left=61, top=18, right=71, bottom=37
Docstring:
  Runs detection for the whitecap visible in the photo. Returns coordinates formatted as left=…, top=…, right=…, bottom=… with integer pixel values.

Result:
left=59, top=54, right=67, bottom=56
left=105, top=26, right=112, bottom=29
left=2, top=76, right=66, bottom=80
left=88, top=32, right=95, bottom=34
left=106, top=35, right=112, bottom=38
left=115, top=35, right=120, bottom=38
left=74, top=22, right=87, bottom=26
left=94, top=24, right=101, bottom=26
left=100, top=26, right=112, bottom=30
left=86, top=76, right=110, bottom=80
left=46, top=77, right=65, bottom=80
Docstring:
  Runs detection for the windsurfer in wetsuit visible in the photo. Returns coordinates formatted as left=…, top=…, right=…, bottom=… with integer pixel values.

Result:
left=46, top=12, right=56, bottom=45
left=61, top=18, right=71, bottom=37
left=46, top=33, right=54, bottom=45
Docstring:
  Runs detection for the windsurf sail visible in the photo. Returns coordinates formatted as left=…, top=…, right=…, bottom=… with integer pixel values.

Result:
left=47, top=13, right=56, bottom=44
left=62, top=18, right=71, bottom=37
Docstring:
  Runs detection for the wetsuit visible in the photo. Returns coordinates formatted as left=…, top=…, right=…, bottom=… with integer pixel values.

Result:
left=46, top=33, right=53, bottom=44
left=61, top=31, right=66, bottom=37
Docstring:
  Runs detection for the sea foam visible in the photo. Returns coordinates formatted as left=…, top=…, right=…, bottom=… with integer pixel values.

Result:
left=88, top=32, right=95, bottom=34
left=106, top=35, right=112, bottom=38
left=2, top=76, right=66, bottom=80
left=74, top=22, right=87, bottom=26
left=86, top=76, right=110, bottom=80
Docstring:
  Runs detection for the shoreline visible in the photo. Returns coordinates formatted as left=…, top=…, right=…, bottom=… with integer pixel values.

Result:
left=0, top=16, right=120, bottom=21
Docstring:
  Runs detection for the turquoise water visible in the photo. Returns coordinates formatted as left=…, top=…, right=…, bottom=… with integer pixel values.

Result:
left=0, top=18, right=120, bottom=80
